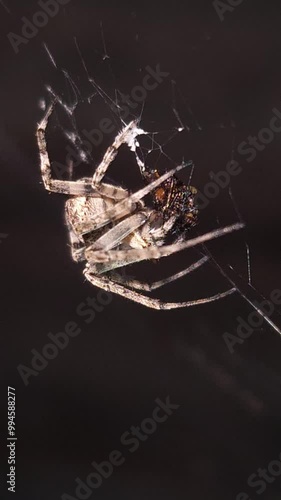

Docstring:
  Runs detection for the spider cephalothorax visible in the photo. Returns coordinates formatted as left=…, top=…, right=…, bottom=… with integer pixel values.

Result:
left=37, top=102, right=243, bottom=309
left=142, top=167, right=199, bottom=239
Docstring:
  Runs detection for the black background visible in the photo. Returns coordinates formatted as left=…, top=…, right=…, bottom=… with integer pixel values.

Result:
left=1, top=1, right=281, bottom=499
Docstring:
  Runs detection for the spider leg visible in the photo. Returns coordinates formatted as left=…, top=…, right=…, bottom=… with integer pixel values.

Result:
left=37, top=101, right=103, bottom=195
left=92, top=120, right=143, bottom=185
left=91, top=183, right=129, bottom=201
left=76, top=162, right=188, bottom=235
left=66, top=222, right=86, bottom=262
left=85, top=222, right=244, bottom=264
left=84, top=270, right=236, bottom=310
left=91, top=212, right=148, bottom=251
left=109, top=255, right=209, bottom=291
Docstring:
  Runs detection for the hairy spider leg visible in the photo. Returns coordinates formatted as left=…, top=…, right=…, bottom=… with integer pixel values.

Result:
left=108, top=255, right=209, bottom=291
left=84, top=270, right=236, bottom=310
left=85, top=222, right=244, bottom=264
left=91, top=119, right=142, bottom=185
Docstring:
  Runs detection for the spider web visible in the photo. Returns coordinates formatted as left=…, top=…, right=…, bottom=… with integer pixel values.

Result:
left=39, top=33, right=281, bottom=337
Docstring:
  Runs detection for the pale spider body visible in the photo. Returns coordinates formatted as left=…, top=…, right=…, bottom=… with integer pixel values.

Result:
left=65, top=190, right=150, bottom=266
left=37, top=101, right=243, bottom=309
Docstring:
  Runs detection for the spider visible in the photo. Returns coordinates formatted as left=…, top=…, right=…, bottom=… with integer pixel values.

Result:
left=37, top=101, right=243, bottom=310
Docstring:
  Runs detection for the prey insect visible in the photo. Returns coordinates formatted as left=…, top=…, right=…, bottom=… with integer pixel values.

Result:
left=37, top=101, right=243, bottom=309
